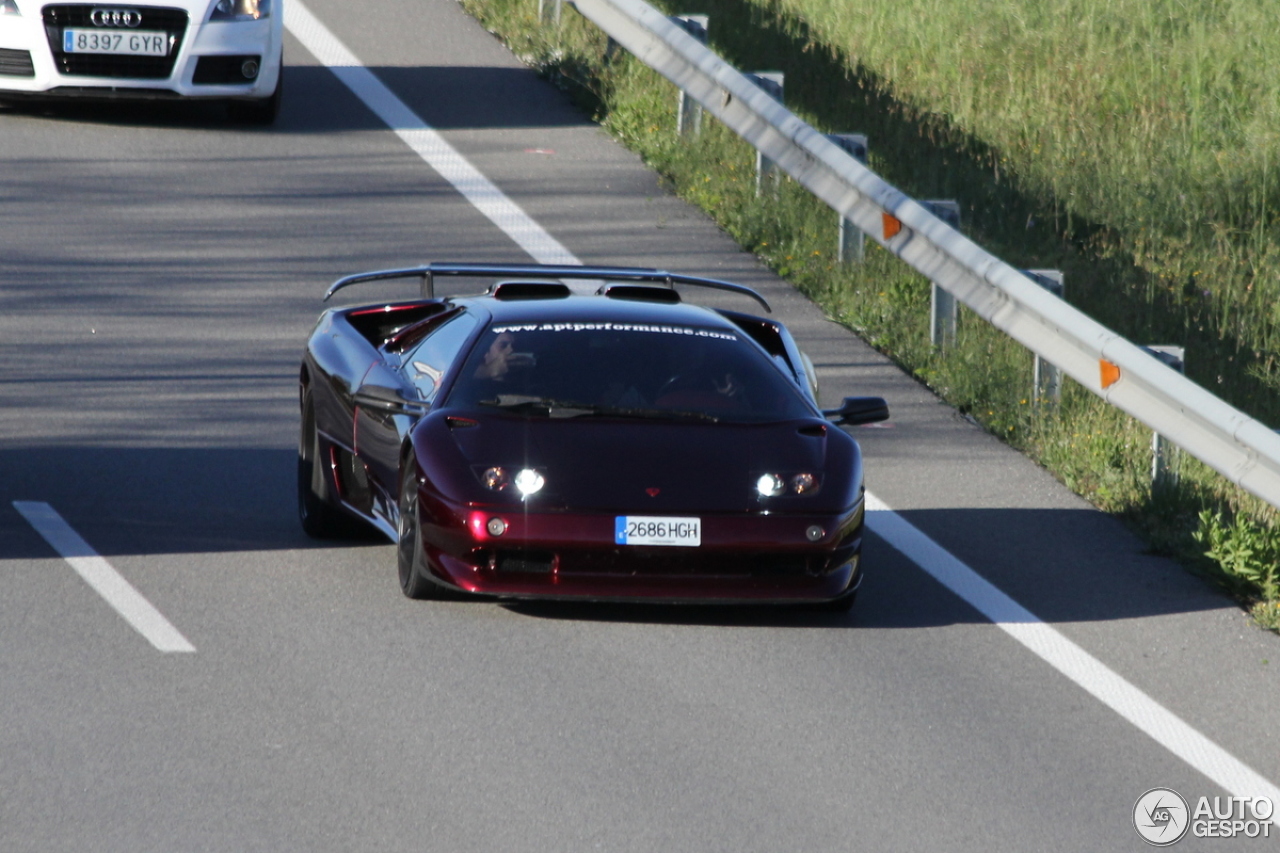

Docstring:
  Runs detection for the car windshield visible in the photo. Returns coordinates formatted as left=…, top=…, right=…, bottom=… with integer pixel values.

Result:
left=444, top=320, right=815, bottom=423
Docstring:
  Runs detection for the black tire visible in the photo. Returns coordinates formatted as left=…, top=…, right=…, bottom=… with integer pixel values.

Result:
left=228, top=60, right=281, bottom=125
left=397, top=457, right=446, bottom=599
left=298, top=388, right=361, bottom=539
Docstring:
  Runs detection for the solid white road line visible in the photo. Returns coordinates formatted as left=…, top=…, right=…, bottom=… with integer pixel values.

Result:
left=865, top=492, right=1280, bottom=803
left=282, top=2, right=1279, bottom=803
left=14, top=501, right=196, bottom=653
left=284, top=0, right=581, bottom=268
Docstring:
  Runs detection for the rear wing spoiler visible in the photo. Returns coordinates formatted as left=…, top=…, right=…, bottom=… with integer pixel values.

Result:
left=323, top=262, right=771, bottom=313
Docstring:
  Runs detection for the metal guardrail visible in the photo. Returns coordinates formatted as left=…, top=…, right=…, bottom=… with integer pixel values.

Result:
left=568, top=0, right=1280, bottom=509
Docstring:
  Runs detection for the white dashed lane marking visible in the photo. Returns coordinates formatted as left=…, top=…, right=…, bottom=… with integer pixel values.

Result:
left=286, top=0, right=579, bottom=267
left=14, top=501, right=195, bottom=653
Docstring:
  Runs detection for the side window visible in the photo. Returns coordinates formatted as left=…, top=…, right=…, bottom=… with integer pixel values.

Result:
left=406, top=313, right=479, bottom=402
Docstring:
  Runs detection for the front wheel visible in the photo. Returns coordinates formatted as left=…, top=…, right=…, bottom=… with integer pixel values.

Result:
left=397, top=458, right=446, bottom=600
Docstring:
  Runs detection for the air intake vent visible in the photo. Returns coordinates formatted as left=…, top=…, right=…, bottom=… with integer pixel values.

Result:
left=599, top=284, right=682, bottom=303
left=494, top=551, right=556, bottom=573
left=0, top=48, right=35, bottom=77
left=193, top=55, right=261, bottom=85
left=490, top=281, right=571, bottom=300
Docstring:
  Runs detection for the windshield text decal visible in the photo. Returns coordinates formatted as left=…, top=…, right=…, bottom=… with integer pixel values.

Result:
left=490, top=322, right=736, bottom=340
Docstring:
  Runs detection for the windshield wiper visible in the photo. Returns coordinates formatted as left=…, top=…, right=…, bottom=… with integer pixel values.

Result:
left=478, top=395, right=590, bottom=418
left=478, top=396, right=718, bottom=422
left=574, top=404, right=719, bottom=423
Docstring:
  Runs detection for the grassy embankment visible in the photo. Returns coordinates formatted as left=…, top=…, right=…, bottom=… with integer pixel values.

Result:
left=460, top=0, right=1280, bottom=627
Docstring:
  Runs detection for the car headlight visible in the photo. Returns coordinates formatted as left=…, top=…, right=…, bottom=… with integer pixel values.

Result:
left=480, top=466, right=509, bottom=490
left=513, top=469, right=545, bottom=498
left=789, top=473, right=818, bottom=495
left=756, top=473, right=785, bottom=497
left=210, top=0, right=270, bottom=21
left=479, top=466, right=545, bottom=499
left=755, top=472, right=819, bottom=497
left=0, top=0, right=21, bottom=17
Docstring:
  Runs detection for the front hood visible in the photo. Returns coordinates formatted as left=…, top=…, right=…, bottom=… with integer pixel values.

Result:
left=418, top=411, right=858, bottom=513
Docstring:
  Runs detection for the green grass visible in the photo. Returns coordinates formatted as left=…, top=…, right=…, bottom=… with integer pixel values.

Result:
left=459, top=0, right=1280, bottom=631
left=765, top=0, right=1280, bottom=347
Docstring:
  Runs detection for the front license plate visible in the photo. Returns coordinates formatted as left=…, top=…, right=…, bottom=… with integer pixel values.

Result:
left=63, top=29, right=168, bottom=56
left=615, top=516, right=701, bottom=547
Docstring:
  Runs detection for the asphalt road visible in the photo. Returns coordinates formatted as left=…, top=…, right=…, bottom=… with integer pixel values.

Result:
left=2, top=0, right=1279, bottom=850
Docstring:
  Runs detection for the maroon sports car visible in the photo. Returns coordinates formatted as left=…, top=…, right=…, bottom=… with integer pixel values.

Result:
left=298, top=263, right=888, bottom=608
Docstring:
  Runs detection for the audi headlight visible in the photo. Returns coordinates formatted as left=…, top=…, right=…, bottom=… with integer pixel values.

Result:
left=210, top=0, right=270, bottom=21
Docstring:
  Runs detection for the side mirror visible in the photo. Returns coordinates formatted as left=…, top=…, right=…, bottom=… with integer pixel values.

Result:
left=823, top=396, right=889, bottom=426
left=353, top=384, right=426, bottom=413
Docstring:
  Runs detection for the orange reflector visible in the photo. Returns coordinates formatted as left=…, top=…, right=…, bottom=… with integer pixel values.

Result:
left=1100, top=359, right=1121, bottom=389
left=882, top=213, right=902, bottom=240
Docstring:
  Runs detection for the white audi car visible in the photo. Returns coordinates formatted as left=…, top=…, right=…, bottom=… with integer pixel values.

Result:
left=0, top=0, right=282, bottom=122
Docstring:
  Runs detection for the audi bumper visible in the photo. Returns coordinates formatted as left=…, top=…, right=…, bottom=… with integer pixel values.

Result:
left=0, top=0, right=282, bottom=101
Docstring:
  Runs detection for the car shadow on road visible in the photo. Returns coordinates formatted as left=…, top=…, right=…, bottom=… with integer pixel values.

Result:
left=0, top=65, right=591, bottom=133
left=502, top=510, right=1236, bottom=631
left=0, top=445, right=1240, bottom=630
left=0, top=445, right=372, bottom=561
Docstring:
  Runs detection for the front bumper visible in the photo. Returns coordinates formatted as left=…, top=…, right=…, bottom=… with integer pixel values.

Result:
left=0, top=4, right=281, bottom=99
left=419, top=493, right=867, bottom=604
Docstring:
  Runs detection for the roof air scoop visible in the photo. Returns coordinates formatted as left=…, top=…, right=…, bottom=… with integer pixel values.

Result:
left=598, top=284, right=682, bottom=304
left=489, top=281, right=572, bottom=300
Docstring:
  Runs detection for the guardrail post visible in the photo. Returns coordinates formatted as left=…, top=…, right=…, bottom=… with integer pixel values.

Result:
left=671, top=16, right=708, bottom=137
left=827, top=134, right=868, bottom=263
left=923, top=201, right=962, bottom=348
left=746, top=72, right=784, bottom=195
left=1026, top=270, right=1065, bottom=405
left=538, top=0, right=562, bottom=26
left=1143, top=345, right=1186, bottom=491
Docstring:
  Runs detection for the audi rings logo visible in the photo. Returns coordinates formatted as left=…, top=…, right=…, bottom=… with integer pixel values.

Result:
left=90, top=8, right=143, bottom=27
